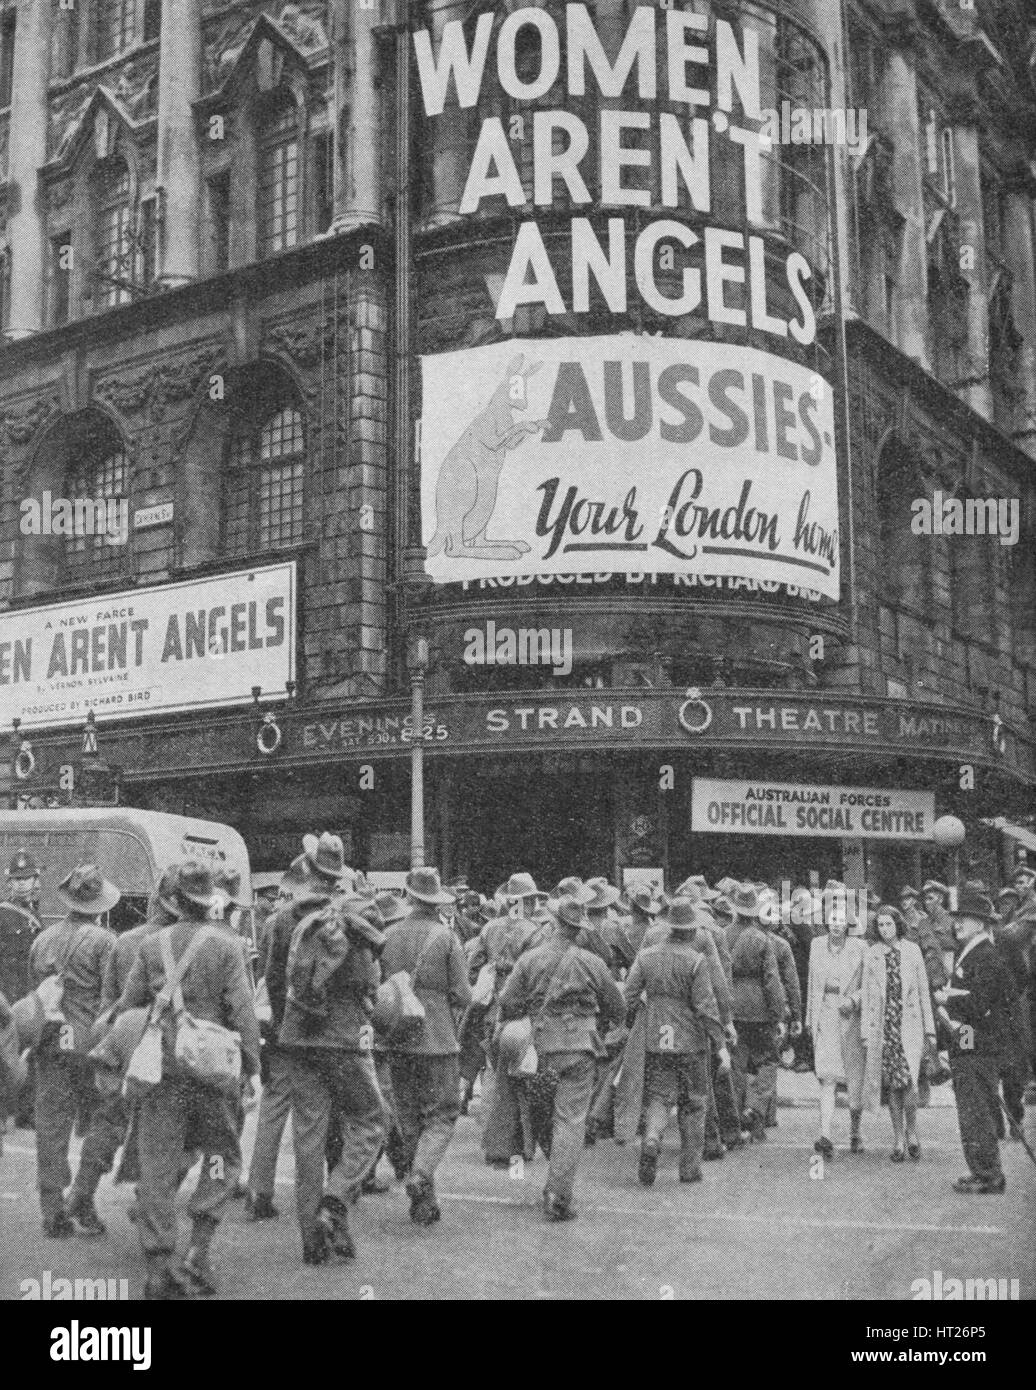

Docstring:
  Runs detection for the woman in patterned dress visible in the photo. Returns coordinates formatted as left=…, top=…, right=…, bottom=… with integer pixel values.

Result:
left=861, top=907, right=937, bottom=1160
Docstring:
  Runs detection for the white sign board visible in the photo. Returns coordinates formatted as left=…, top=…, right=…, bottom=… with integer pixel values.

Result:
left=691, top=779, right=935, bottom=840
left=420, top=337, right=838, bottom=599
left=622, top=867, right=665, bottom=894
left=133, top=503, right=174, bottom=530
left=0, top=562, right=295, bottom=730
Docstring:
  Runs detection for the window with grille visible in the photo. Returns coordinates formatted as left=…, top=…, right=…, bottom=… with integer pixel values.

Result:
left=142, top=0, right=161, bottom=43
left=97, top=0, right=136, bottom=62
left=258, top=101, right=300, bottom=258
left=224, top=407, right=306, bottom=555
left=96, top=160, right=133, bottom=308
left=65, top=446, right=128, bottom=583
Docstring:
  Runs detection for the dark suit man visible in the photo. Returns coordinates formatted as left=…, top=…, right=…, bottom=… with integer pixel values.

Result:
left=499, top=896, right=624, bottom=1222
left=936, top=884, right=1017, bottom=1194
left=624, top=899, right=729, bottom=1185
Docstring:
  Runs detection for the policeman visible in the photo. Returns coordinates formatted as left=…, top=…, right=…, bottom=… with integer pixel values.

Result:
left=29, top=864, right=121, bottom=1237
left=0, top=850, right=43, bottom=1128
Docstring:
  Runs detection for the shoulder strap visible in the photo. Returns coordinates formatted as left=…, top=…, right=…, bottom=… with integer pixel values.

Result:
left=537, top=947, right=573, bottom=1018
left=412, top=926, right=449, bottom=991
left=157, top=925, right=214, bottom=1013
left=54, top=922, right=89, bottom=981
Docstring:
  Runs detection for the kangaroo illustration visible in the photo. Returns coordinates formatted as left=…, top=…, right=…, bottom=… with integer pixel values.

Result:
left=426, top=353, right=548, bottom=561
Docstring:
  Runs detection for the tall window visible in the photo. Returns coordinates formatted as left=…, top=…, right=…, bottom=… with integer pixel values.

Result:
left=224, top=406, right=306, bottom=554
left=95, top=159, right=133, bottom=308
left=207, top=171, right=231, bottom=273
left=142, top=0, right=161, bottom=43
left=97, top=0, right=136, bottom=62
left=65, top=442, right=128, bottom=584
left=876, top=441, right=930, bottom=614
left=0, top=250, right=10, bottom=333
left=258, top=100, right=300, bottom=257
left=0, top=12, right=15, bottom=109
left=49, top=232, right=73, bottom=325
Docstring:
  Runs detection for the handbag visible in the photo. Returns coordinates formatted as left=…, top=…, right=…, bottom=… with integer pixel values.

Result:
left=157, top=927, right=242, bottom=1092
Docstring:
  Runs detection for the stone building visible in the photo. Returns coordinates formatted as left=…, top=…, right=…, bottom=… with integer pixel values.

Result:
left=0, top=0, right=1033, bottom=892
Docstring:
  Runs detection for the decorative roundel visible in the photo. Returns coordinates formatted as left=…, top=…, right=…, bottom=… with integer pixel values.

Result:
left=14, top=743, right=36, bottom=780
left=678, top=687, right=713, bottom=735
left=256, top=715, right=282, bottom=757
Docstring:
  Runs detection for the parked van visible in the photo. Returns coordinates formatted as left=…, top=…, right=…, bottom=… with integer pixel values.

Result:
left=0, top=808, right=251, bottom=933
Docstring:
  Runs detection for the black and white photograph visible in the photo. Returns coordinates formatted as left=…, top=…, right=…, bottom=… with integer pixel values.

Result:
left=0, top=0, right=1033, bottom=1341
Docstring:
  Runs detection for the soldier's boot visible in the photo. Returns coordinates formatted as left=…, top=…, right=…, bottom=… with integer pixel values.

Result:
left=245, top=1191, right=279, bottom=1220
left=542, top=1189, right=577, bottom=1222
left=41, top=1190, right=74, bottom=1239
left=405, top=1172, right=441, bottom=1226
left=317, top=1195, right=356, bottom=1258
left=638, top=1136, right=660, bottom=1187
left=144, top=1254, right=192, bottom=1301
left=181, top=1216, right=219, bottom=1296
left=68, top=1168, right=107, bottom=1236
left=849, top=1109, right=864, bottom=1154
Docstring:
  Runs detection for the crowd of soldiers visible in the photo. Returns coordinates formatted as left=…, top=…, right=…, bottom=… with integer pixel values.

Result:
left=0, top=838, right=1033, bottom=1299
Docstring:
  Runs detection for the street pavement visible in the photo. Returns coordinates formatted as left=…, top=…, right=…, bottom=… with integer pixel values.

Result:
left=1, top=1071, right=1033, bottom=1301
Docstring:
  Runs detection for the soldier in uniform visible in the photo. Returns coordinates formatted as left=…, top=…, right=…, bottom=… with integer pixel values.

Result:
left=118, top=862, right=261, bottom=1298
left=623, top=899, right=730, bottom=1186
left=381, top=868, right=472, bottom=1227
left=29, top=865, right=121, bottom=1237
left=498, top=896, right=624, bottom=1222
left=0, top=849, right=43, bottom=1128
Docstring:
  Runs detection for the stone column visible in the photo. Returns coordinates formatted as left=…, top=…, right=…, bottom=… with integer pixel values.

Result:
left=810, top=0, right=853, bottom=314
left=949, top=108, right=992, bottom=421
left=426, top=0, right=466, bottom=224
left=1002, top=178, right=1036, bottom=457
left=6, top=0, right=53, bottom=336
left=334, top=0, right=384, bottom=230
left=878, top=28, right=929, bottom=368
left=156, top=0, right=202, bottom=287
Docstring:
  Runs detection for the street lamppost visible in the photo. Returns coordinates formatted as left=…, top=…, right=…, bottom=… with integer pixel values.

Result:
left=408, top=635, right=429, bottom=869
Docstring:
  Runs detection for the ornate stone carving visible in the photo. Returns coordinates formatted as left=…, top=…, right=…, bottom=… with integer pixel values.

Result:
left=204, top=8, right=262, bottom=92
left=265, top=316, right=342, bottom=370
left=46, top=178, right=74, bottom=213
left=2, top=397, right=60, bottom=450
left=109, top=56, right=160, bottom=123
left=94, top=346, right=228, bottom=424
left=50, top=86, right=94, bottom=162
left=276, top=2, right=329, bottom=54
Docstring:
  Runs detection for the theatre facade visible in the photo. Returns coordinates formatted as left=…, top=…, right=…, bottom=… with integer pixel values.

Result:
left=2, top=0, right=1035, bottom=896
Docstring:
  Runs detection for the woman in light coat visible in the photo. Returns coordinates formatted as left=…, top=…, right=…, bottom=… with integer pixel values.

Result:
left=806, top=900, right=866, bottom=1158
left=861, top=906, right=936, bottom=1161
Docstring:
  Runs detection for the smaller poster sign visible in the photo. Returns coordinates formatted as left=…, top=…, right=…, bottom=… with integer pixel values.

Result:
left=691, top=780, right=935, bottom=841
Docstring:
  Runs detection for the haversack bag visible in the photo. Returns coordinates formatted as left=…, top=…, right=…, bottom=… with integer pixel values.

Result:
left=158, top=927, right=242, bottom=1091
left=373, top=927, right=448, bottom=1043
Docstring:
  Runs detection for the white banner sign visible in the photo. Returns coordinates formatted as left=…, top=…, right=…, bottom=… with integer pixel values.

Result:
left=420, top=336, right=838, bottom=599
left=0, top=563, right=295, bottom=730
left=691, top=780, right=935, bottom=840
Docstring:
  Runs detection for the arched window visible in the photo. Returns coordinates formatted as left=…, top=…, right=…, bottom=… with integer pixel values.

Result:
left=258, top=97, right=300, bottom=258
left=950, top=489, right=997, bottom=645
left=94, top=158, right=133, bottom=309
left=224, top=404, right=306, bottom=555
left=64, top=418, right=129, bottom=585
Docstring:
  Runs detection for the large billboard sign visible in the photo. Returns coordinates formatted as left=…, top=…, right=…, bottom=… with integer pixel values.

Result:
left=420, top=336, right=838, bottom=597
left=413, top=3, right=839, bottom=600
left=0, top=563, right=295, bottom=731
